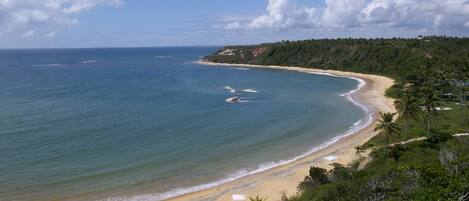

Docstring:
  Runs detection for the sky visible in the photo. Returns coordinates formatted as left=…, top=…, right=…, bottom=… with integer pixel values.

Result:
left=0, top=0, right=468, bottom=48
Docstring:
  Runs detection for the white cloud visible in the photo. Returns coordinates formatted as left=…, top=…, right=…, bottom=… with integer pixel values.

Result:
left=248, top=0, right=318, bottom=29
left=44, top=31, right=57, bottom=38
left=225, top=22, right=242, bottom=30
left=21, top=29, right=35, bottom=37
left=0, top=0, right=123, bottom=38
left=227, top=0, right=469, bottom=32
left=321, top=0, right=366, bottom=28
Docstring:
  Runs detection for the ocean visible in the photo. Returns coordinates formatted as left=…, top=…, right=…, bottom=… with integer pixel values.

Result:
left=0, top=47, right=367, bottom=200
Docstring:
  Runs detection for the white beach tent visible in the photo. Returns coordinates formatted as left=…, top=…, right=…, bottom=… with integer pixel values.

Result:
left=232, top=194, right=246, bottom=201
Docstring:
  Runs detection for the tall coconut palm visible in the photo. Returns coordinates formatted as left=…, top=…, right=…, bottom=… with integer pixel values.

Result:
left=421, top=87, right=440, bottom=137
left=374, top=112, right=400, bottom=147
left=395, top=92, right=420, bottom=146
left=415, top=66, right=442, bottom=137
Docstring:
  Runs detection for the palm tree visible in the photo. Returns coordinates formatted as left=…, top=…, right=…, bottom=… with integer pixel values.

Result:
left=421, top=87, right=440, bottom=137
left=414, top=66, right=441, bottom=137
left=395, top=92, right=420, bottom=146
left=374, top=112, right=400, bottom=147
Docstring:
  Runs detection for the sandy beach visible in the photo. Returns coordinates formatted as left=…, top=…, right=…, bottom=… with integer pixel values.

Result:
left=167, top=61, right=396, bottom=201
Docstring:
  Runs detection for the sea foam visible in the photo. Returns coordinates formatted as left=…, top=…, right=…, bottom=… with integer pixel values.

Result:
left=224, top=86, right=234, bottom=90
left=155, top=56, right=174, bottom=59
left=32, top=64, right=62, bottom=67
left=241, top=89, right=259, bottom=93
left=81, top=60, right=97, bottom=64
left=230, top=67, right=250, bottom=71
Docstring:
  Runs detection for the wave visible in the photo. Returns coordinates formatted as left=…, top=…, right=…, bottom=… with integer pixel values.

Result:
left=155, top=56, right=174, bottom=59
left=224, top=86, right=239, bottom=93
left=307, top=71, right=373, bottom=131
left=237, top=97, right=251, bottom=103
left=340, top=78, right=374, bottom=135
left=32, top=64, right=62, bottom=67
left=225, top=96, right=239, bottom=103
left=225, top=86, right=259, bottom=94
left=81, top=60, right=97, bottom=64
left=353, top=120, right=362, bottom=126
left=225, top=96, right=251, bottom=103
left=230, top=67, right=250, bottom=71
left=107, top=75, right=373, bottom=201
left=241, top=89, right=259, bottom=93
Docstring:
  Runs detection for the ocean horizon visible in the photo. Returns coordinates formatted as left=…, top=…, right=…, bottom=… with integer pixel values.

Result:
left=0, top=47, right=368, bottom=201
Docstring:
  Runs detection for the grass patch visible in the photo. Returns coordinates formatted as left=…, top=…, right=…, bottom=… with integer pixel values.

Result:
left=365, top=101, right=468, bottom=147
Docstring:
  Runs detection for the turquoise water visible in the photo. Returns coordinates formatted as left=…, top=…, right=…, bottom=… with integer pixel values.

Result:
left=0, top=47, right=365, bottom=200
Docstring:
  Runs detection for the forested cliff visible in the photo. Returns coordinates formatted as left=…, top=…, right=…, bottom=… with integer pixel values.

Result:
left=204, top=36, right=468, bottom=81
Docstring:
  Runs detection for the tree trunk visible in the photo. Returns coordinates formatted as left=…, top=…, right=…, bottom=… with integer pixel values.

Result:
left=386, top=131, right=390, bottom=147
left=404, top=117, right=408, bottom=148
left=462, top=86, right=468, bottom=131
left=427, top=115, right=431, bottom=137
left=460, top=85, right=464, bottom=106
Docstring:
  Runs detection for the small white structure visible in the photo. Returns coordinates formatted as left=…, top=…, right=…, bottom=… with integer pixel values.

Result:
left=436, top=107, right=452, bottom=111
left=232, top=194, right=246, bottom=201
left=324, top=155, right=338, bottom=161
left=419, top=106, right=453, bottom=111
left=218, top=48, right=236, bottom=56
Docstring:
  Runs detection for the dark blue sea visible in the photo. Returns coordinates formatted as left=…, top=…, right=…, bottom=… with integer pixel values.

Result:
left=0, top=47, right=366, bottom=200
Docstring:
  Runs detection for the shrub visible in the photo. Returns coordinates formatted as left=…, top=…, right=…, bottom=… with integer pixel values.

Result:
left=249, top=196, right=267, bottom=201
left=309, top=167, right=329, bottom=185
left=425, top=130, right=453, bottom=148
left=298, top=167, right=329, bottom=191
left=328, top=163, right=353, bottom=183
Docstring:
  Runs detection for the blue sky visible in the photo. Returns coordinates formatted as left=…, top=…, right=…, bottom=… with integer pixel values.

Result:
left=0, top=0, right=468, bottom=48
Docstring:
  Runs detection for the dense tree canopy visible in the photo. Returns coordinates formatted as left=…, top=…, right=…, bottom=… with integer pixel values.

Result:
left=204, top=36, right=469, bottom=82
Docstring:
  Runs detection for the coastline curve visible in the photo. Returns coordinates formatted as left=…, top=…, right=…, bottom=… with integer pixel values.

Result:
left=107, top=61, right=395, bottom=201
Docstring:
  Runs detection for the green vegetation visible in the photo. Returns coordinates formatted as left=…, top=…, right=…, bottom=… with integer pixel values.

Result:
left=288, top=138, right=469, bottom=201
left=395, top=92, right=421, bottom=145
left=205, top=36, right=469, bottom=200
left=204, top=36, right=468, bottom=82
left=306, top=67, right=468, bottom=200
left=374, top=112, right=400, bottom=147
left=249, top=196, right=268, bottom=201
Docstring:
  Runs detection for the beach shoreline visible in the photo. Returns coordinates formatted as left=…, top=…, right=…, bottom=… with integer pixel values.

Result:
left=160, top=61, right=396, bottom=201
